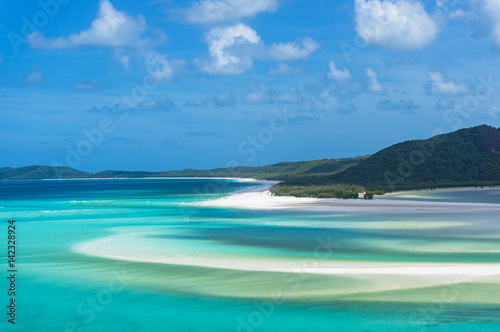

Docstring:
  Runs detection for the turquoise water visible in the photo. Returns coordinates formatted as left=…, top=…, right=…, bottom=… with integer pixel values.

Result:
left=1, top=179, right=499, bottom=331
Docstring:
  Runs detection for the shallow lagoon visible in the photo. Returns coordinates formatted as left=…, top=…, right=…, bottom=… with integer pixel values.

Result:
left=1, top=179, right=499, bottom=331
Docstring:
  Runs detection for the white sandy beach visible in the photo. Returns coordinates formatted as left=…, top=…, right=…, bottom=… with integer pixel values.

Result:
left=192, top=181, right=500, bottom=214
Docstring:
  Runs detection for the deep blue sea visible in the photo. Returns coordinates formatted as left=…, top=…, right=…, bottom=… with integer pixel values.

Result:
left=1, top=179, right=499, bottom=332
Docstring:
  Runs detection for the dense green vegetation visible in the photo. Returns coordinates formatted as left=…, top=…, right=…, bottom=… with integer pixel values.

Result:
left=0, top=157, right=367, bottom=181
left=331, top=125, right=500, bottom=188
left=271, top=184, right=365, bottom=199
left=0, top=166, right=91, bottom=180
left=3, top=125, right=500, bottom=199
left=277, top=125, right=500, bottom=195
left=192, top=156, right=368, bottom=180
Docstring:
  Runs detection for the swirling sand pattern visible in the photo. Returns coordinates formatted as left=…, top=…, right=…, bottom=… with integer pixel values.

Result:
left=1, top=179, right=500, bottom=331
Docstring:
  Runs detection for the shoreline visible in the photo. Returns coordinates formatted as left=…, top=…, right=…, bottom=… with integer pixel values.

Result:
left=382, top=185, right=500, bottom=196
left=3, top=175, right=499, bottom=195
left=70, top=179, right=500, bottom=301
left=192, top=184, right=500, bottom=213
left=0, top=177, right=263, bottom=182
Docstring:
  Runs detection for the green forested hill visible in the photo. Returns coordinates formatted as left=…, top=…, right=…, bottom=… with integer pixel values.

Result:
left=93, top=156, right=367, bottom=180
left=0, top=166, right=92, bottom=180
left=0, top=157, right=367, bottom=181
left=333, top=124, right=500, bottom=189
left=196, top=156, right=369, bottom=180
left=4, top=125, right=500, bottom=196
left=279, top=125, right=500, bottom=192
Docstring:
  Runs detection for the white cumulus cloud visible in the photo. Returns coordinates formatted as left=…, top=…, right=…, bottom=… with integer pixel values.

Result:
left=426, top=72, right=469, bottom=95
left=145, top=52, right=185, bottom=83
left=482, top=0, right=500, bottom=47
left=267, top=37, right=320, bottom=61
left=243, top=82, right=273, bottom=104
left=28, top=0, right=158, bottom=49
left=268, top=63, right=304, bottom=75
left=242, top=83, right=303, bottom=104
left=300, top=90, right=339, bottom=113
left=354, top=0, right=439, bottom=50
left=435, top=0, right=470, bottom=20
left=365, top=68, right=385, bottom=93
left=195, top=23, right=262, bottom=74
left=273, top=86, right=303, bottom=103
left=114, top=50, right=131, bottom=70
left=180, top=0, right=279, bottom=24
left=326, top=61, right=351, bottom=83
left=196, top=24, right=319, bottom=74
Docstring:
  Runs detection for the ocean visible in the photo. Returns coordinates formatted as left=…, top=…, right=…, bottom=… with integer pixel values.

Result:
left=1, top=178, right=499, bottom=332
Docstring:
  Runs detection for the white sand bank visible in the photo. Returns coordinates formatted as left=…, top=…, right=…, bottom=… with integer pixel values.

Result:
left=76, top=235, right=500, bottom=278
left=192, top=183, right=500, bottom=213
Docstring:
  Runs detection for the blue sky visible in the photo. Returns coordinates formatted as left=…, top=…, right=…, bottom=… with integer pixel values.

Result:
left=1, top=0, right=500, bottom=172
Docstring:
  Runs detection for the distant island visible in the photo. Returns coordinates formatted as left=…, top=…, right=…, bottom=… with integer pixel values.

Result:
left=2, top=124, right=500, bottom=199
